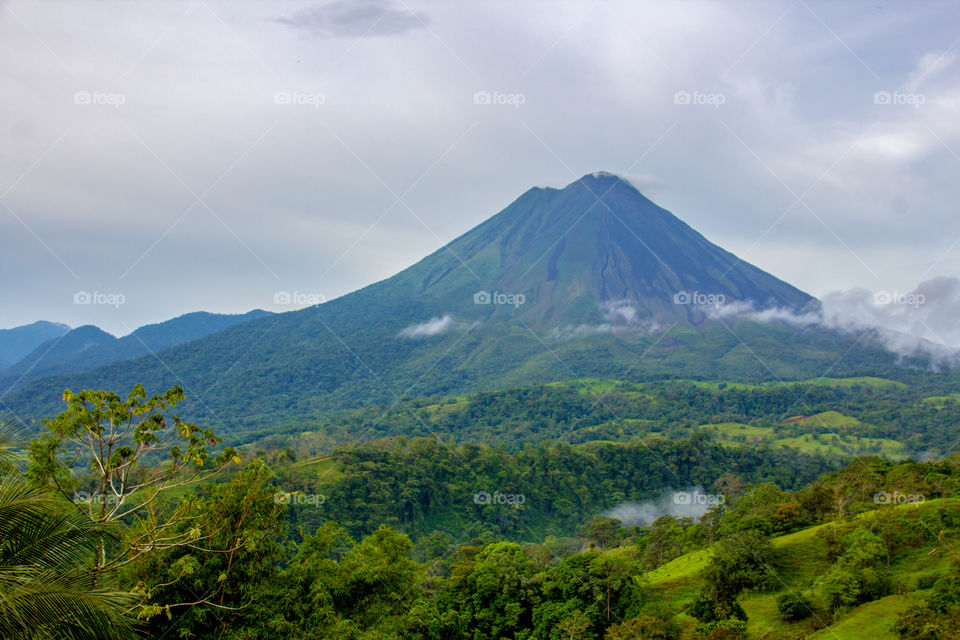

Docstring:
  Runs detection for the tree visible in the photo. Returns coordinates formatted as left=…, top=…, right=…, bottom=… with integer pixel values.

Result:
left=336, top=526, right=423, bottom=628
left=239, top=522, right=349, bottom=639
left=590, top=549, right=638, bottom=623
left=719, top=484, right=786, bottom=537
left=556, top=608, right=592, bottom=640
left=605, top=615, right=679, bottom=640
left=928, top=574, right=960, bottom=613
left=31, top=384, right=239, bottom=575
left=818, top=527, right=889, bottom=611
left=712, top=473, right=746, bottom=499
left=0, top=477, right=137, bottom=640
left=772, top=503, right=806, bottom=533
left=692, top=618, right=748, bottom=639
left=0, top=423, right=135, bottom=640
left=894, top=605, right=960, bottom=640
left=536, top=553, right=604, bottom=635
left=639, top=515, right=687, bottom=570
left=439, top=542, right=539, bottom=639
left=701, top=531, right=777, bottom=598
left=688, top=591, right=746, bottom=625
left=584, top=516, right=623, bottom=550
left=127, top=459, right=287, bottom=637
left=28, top=384, right=245, bottom=625
left=689, top=530, right=774, bottom=633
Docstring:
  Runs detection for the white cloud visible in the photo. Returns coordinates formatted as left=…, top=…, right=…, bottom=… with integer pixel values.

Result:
left=601, top=300, right=640, bottom=324
left=708, top=300, right=821, bottom=326
left=549, top=300, right=661, bottom=340
left=711, top=277, right=960, bottom=362
left=398, top=314, right=471, bottom=339
left=821, top=277, right=960, bottom=357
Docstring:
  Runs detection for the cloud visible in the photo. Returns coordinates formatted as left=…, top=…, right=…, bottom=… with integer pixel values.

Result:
left=601, top=299, right=640, bottom=324
left=622, top=173, right=669, bottom=196
left=601, top=486, right=715, bottom=527
left=3, top=0, right=960, bottom=335
left=820, top=277, right=960, bottom=360
left=274, top=0, right=429, bottom=38
left=905, top=50, right=957, bottom=92
left=398, top=314, right=474, bottom=339
left=710, top=277, right=960, bottom=363
left=708, top=300, right=822, bottom=326
left=549, top=324, right=622, bottom=340
left=549, top=300, right=661, bottom=340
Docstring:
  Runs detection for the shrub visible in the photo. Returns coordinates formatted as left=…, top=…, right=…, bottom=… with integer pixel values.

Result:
left=776, top=592, right=814, bottom=621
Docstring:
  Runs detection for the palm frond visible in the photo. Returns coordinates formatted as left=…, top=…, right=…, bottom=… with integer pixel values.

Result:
left=0, top=420, right=28, bottom=470
left=0, top=474, right=137, bottom=639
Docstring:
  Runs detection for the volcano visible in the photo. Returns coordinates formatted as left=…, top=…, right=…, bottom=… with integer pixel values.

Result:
left=385, top=171, right=815, bottom=327
left=1, top=174, right=894, bottom=433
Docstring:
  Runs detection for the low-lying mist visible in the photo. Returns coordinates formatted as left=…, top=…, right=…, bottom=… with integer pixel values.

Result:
left=600, top=486, right=717, bottom=527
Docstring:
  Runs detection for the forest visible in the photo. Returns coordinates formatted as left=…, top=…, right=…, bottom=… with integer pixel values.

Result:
left=248, top=376, right=960, bottom=459
left=4, top=382, right=960, bottom=639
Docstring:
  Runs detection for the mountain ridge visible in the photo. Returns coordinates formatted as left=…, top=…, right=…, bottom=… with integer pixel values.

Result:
left=0, top=321, right=71, bottom=369
left=0, top=309, right=273, bottom=383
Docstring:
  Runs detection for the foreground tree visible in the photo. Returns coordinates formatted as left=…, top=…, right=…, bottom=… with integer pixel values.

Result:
left=129, top=459, right=287, bottom=638
left=0, top=478, right=136, bottom=640
left=30, top=384, right=239, bottom=574
left=26, top=384, right=248, bottom=626
left=0, top=423, right=135, bottom=639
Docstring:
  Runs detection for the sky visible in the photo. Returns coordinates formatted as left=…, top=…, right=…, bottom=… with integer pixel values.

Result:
left=2, top=0, right=959, bottom=338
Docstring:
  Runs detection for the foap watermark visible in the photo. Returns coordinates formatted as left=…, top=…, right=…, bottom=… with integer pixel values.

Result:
left=73, top=90, right=126, bottom=109
left=474, top=290, right=525, bottom=308
left=74, top=290, right=125, bottom=308
left=874, top=491, right=925, bottom=506
left=873, top=290, right=925, bottom=308
left=274, top=90, right=326, bottom=109
left=473, top=90, right=526, bottom=108
left=673, top=490, right=725, bottom=506
left=73, top=491, right=122, bottom=505
left=873, top=91, right=925, bottom=109
left=274, top=290, right=326, bottom=306
left=273, top=491, right=326, bottom=508
left=473, top=490, right=525, bottom=507
left=673, top=90, right=726, bottom=108
left=673, top=290, right=725, bottom=306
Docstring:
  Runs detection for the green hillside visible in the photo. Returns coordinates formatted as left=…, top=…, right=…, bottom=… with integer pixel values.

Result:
left=167, top=444, right=960, bottom=639
left=644, top=499, right=960, bottom=639
left=246, top=375, right=960, bottom=460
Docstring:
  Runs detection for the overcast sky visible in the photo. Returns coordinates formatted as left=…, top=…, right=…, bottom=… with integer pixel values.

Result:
left=2, top=0, right=959, bottom=336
